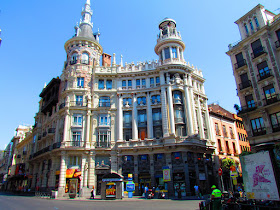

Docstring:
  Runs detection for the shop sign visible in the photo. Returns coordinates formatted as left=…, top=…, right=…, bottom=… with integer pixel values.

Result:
left=230, top=171, right=238, bottom=177
left=174, top=152, right=181, bottom=160
left=128, top=174, right=133, bottom=181
left=106, top=182, right=116, bottom=198
left=163, top=166, right=171, bottom=182
left=66, top=169, right=75, bottom=178
left=126, top=181, right=135, bottom=192
left=141, top=155, right=147, bottom=160
left=102, top=178, right=123, bottom=182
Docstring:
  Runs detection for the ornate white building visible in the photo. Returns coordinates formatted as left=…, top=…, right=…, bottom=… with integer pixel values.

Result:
left=29, top=0, right=215, bottom=198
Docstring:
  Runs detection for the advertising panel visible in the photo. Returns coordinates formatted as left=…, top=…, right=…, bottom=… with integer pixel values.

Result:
left=106, top=182, right=116, bottom=198
left=240, top=151, right=279, bottom=201
left=163, top=166, right=171, bottom=182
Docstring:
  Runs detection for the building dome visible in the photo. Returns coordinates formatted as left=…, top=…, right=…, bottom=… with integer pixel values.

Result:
left=159, top=17, right=176, bottom=29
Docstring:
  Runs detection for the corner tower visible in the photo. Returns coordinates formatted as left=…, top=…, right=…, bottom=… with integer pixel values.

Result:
left=154, top=18, right=186, bottom=65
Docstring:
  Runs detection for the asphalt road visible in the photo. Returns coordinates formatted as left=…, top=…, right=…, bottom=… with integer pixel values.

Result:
left=0, top=193, right=202, bottom=210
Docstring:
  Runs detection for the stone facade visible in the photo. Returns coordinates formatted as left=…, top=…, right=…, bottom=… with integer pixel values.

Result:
left=27, top=0, right=215, bottom=198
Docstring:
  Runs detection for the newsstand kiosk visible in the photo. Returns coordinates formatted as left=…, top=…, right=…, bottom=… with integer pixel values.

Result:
left=101, top=173, right=123, bottom=200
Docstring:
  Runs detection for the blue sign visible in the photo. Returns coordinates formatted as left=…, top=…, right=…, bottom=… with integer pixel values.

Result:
left=126, top=181, right=135, bottom=192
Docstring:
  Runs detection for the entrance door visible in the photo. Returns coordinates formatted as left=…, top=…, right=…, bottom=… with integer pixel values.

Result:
left=139, top=179, right=151, bottom=195
left=174, top=182, right=186, bottom=197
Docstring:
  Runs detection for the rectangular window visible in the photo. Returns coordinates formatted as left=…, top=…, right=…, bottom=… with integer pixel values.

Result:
left=251, top=39, right=264, bottom=58
left=172, top=47, right=177, bottom=58
left=97, top=130, right=110, bottom=147
left=151, top=95, right=161, bottom=104
left=215, top=123, right=220, bottom=135
left=235, top=53, right=246, bottom=68
left=164, top=48, right=170, bottom=59
left=270, top=112, right=280, bottom=132
left=233, top=142, right=237, bottom=154
left=106, top=80, right=112, bottom=89
left=150, top=78, right=154, bottom=86
left=257, top=61, right=270, bottom=80
left=249, top=21, right=254, bottom=31
left=276, top=29, right=280, bottom=40
left=251, top=117, right=266, bottom=136
left=263, top=84, right=276, bottom=104
left=225, top=141, right=229, bottom=153
left=98, top=79, right=105, bottom=89
left=218, top=139, right=222, bottom=152
left=142, top=79, right=146, bottom=87
left=156, top=77, right=160, bottom=85
left=123, top=111, right=132, bottom=127
left=73, top=114, right=83, bottom=126
left=77, top=77, right=84, bottom=88
left=76, top=95, right=83, bottom=106
left=72, top=131, right=81, bottom=146
left=223, top=125, right=228, bottom=137
left=137, top=97, right=146, bottom=105
left=123, top=98, right=132, bottom=106
left=229, top=127, right=234, bottom=139
left=136, top=79, right=140, bottom=86
left=127, top=80, right=132, bottom=88
left=122, top=80, right=126, bottom=89
left=138, top=110, right=147, bottom=126
left=245, top=94, right=255, bottom=108
left=123, top=129, right=132, bottom=141
left=69, top=156, right=81, bottom=167
left=99, top=114, right=110, bottom=126
left=99, top=96, right=110, bottom=107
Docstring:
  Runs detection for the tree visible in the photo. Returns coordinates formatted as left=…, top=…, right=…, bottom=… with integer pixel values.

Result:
left=221, top=158, right=235, bottom=171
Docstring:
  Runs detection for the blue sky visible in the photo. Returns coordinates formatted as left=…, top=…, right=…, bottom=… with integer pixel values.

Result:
left=0, top=0, right=279, bottom=149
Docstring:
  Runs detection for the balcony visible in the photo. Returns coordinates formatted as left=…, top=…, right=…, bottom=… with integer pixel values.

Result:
left=70, top=60, right=77, bottom=65
left=257, top=70, right=273, bottom=81
left=48, top=128, right=55, bottom=134
left=251, top=46, right=266, bottom=59
left=239, top=80, right=252, bottom=90
left=66, top=141, right=84, bottom=147
left=272, top=123, right=280, bottom=132
left=275, top=40, right=280, bottom=49
left=238, top=104, right=257, bottom=114
left=234, top=59, right=247, bottom=69
left=252, top=128, right=266, bottom=136
left=70, top=101, right=87, bottom=107
left=81, top=59, right=89, bottom=64
left=99, top=102, right=111, bottom=107
left=96, top=141, right=110, bottom=148
left=263, top=94, right=280, bottom=106
left=175, top=117, right=184, bottom=124
left=53, top=142, right=61, bottom=149
left=59, top=103, right=65, bottom=110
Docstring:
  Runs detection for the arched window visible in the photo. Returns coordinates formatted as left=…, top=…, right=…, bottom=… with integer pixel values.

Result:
left=254, top=17, right=259, bottom=28
left=81, top=53, right=89, bottom=64
left=249, top=21, right=254, bottom=31
left=71, top=53, right=78, bottom=65
left=244, top=24, right=249, bottom=35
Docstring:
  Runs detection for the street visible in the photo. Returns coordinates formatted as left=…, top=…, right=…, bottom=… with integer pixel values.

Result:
left=0, top=193, right=202, bottom=210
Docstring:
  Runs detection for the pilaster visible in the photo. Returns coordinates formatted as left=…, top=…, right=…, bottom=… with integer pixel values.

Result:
left=58, top=151, right=67, bottom=197
left=132, top=93, right=138, bottom=140
left=146, top=92, right=153, bottom=139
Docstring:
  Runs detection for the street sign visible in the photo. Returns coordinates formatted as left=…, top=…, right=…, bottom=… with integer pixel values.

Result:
left=218, top=168, right=223, bottom=176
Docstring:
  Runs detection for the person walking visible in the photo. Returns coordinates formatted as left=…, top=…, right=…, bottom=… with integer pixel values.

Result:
left=90, top=186, right=95, bottom=199
left=144, top=185, right=149, bottom=199
left=194, top=185, right=200, bottom=198
left=211, top=185, right=222, bottom=210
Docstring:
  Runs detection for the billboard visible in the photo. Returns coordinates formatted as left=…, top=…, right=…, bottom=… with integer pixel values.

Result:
left=240, top=151, right=279, bottom=201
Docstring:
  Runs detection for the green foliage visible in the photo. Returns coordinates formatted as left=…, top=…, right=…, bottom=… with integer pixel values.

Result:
left=221, top=158, right=235, bottom=170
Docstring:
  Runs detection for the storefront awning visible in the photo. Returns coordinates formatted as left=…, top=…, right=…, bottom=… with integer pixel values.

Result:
left=66, top=169, right=75, bottom=178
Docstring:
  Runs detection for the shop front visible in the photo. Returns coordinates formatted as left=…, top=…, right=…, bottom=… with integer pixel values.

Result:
left=173, top=172, right=186, bottom=198
left=64, top=168, right=81, bottom=196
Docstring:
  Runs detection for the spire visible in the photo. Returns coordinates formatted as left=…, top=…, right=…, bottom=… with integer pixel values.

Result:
left=75, top=0, right=95, bottom=39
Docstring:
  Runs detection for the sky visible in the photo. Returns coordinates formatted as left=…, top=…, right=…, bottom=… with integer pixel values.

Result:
left=0, top=0, right=279, bottom=149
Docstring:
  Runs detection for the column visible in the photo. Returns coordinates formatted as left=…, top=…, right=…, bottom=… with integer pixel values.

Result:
left=165, top=153, right=174, bottom=197
left=31, top=163, right=38, bottom=189
left=62, top=111, right=70, bottom=147
left=183, top=74, right=194, bottom=135
left=132, top=93, right=138, bottom=140
left=83, top=158, right=88, bottom=188
left=41, top=161, right=48, bottom=188
left=182, top=152, right=191, bottom=194
left=133, top=155, right=139, bottom=195
left=117, top=94, right=123, bottom=141
left=161, top=49, right=165, bottom=61
left=188, top=76, right=198, bottom=133
left=111, top=151, right=118, bottom=173
left=204, top=104, right=212, bottom=140
left=49, top=157, right=58, bottom=189
left=146, top=92, right=153, bottom=139
left=197, top=96, right=204, bottom=139
left=88, top=151, right=96, bottom=189
left=85, top=110, right=91, bottom=148
left=194, top=153, right=200, bottom=185
left=80, top=154, right=86, bottom=192
left=58, top=151, right=67, bottom=197
left=149, top=154, right=155, bottom=187
left=160, top=72, right=169, bottom=137
left=166, top=74, right=175, bottom=135
left=169, top=47, right=173, bottom=61
left=176, top=46, right=180, bottom=61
